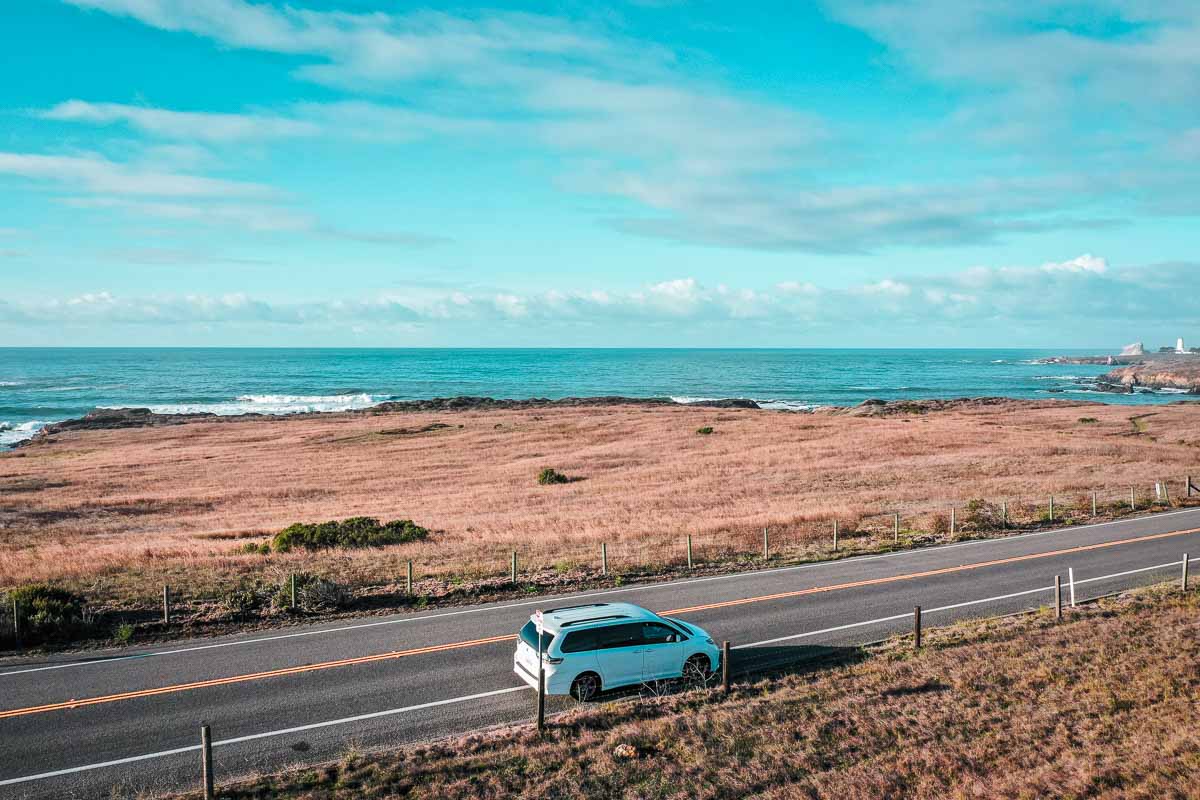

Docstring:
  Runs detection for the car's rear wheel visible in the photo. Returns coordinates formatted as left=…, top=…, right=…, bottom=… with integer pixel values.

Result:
left=682, top=654, right=712, bottom=687
left=570, top=672, right=601, bottom=702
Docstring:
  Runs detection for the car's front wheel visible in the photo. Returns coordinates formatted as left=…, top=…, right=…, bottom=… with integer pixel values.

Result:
left=682, top=654, right=713, bottom=687
left=570, top=672, right=601, bottom=702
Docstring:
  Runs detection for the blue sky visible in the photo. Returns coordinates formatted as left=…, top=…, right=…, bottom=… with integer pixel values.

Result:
left=1, top=0, right=1197, bottom=347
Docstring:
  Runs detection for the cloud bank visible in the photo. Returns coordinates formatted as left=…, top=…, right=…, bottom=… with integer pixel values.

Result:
left=4, top=257, right=1195, bottom=339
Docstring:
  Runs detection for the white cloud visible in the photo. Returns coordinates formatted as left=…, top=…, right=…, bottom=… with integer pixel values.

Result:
left=40, top=100, right=321, bottom=142
left=0, top=151, right=273, bottom=197
left=1041, top=254, right=1108, bottom=274
left=5, top=254, right=1194, bottom=333
left=53, top=0, right=1200, bottom=253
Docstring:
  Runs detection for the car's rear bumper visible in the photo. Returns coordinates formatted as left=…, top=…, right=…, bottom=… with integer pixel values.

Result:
left=514, top=655, right=574, bottom=694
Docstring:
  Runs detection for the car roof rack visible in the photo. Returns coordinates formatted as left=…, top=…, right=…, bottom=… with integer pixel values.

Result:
left=560, top=614, right=628, bottom=628
left=544, top=602, right=610, bottom=614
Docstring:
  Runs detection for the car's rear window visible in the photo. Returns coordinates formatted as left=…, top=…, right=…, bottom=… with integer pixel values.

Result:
left=519, top=620, right=555, bottom=652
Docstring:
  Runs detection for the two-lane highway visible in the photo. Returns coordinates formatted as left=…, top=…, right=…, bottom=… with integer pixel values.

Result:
left=3, top=507, right=1200, bottom=799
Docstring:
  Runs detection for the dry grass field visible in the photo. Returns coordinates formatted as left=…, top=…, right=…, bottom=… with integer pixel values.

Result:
left=183, top=585, right=1200, bottom=800
left=2, top=398, right=1199, bottom=607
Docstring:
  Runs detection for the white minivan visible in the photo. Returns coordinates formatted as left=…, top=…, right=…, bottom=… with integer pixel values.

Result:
left=513, top=602, right=720, bottom=700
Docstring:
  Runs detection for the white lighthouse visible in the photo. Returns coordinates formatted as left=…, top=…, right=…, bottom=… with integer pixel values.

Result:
left=1178, top=337, right=1189, bottom=354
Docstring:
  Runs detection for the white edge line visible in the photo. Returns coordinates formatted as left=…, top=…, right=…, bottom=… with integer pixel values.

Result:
left=734, top=557, right=1190, bottom=650
left=0, top=686, right=530, bottom=787
left=5, top=507, right=1199, bottom=678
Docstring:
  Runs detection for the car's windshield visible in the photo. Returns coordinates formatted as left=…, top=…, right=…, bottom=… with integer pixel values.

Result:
left=519, top=620, right=555, bottom=652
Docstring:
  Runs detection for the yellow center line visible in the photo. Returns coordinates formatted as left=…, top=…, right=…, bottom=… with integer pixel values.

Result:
left=3, top=525, right=1197, bottom=720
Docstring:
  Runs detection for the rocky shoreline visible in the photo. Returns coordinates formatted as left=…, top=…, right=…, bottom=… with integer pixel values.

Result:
left=22, top=396, right=763, bottom=443
left=20, top=395, right=1086, bottom=446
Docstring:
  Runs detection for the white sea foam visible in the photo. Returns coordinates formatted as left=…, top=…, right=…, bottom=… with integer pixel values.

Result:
left=0, top=420, right=48, bottom=447
left=0, top=381, right=23, bottom=387
left=671, top=396, right=820, bottom=412
left=105, top=393, right=389, bottom=417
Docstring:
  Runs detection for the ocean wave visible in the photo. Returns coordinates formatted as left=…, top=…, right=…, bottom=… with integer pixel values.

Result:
left=0, top=420, right=48, bottom=446
left=1032, top=375, right=1087, bottom=381
left=109, top=393, right=390, bottom=417
left=0, top=381, right=23, bottom=387
left=756, top=399, right=823, bottom=412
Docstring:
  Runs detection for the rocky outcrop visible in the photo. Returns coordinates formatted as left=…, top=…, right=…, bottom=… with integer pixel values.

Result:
left=367, top=395, right=759, bottom=412
left=21, top=396, right=762, bottom=445
left=1098, top=358, right=1200, bottom=394
left=34, top=407, right=228, bottom=436
left=835, top=397, right=1018, bottom=417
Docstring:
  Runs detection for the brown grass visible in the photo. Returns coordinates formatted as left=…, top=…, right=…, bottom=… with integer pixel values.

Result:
left=2, top=399, right=1199, bottom=606
left=180, top=585, right=1200, bottom=799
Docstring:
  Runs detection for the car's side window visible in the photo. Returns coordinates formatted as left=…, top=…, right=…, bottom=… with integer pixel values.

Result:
left=561, top=629, right=598, bottom=653
left=642, top=622, right=677, bottom=645
left=595, top=623, right=643, bottom=649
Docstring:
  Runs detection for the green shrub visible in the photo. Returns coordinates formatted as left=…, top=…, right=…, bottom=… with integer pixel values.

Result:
left=271, top=572, right=348, bottom=612
left=222, top=583, right=268, bottom=618
left=537, top=468, right=570, bottom=486
left=271, top=516, right=429, bottom=553
left=1079, top=417, right=1099, bottom=424
left=113, top=622, right=136, bottom=644
left=238, top=541, right=271, bottom=555
left=696, top=426, right=714, bottom=435
left=9, top=584, right=85, bottom=643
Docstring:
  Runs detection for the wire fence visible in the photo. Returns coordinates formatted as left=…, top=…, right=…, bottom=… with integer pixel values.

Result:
left=2, top=476, right=1198, bottom=649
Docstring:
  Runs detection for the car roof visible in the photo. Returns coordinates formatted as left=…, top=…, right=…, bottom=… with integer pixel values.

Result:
left=530, top=602, right=658, bottom=633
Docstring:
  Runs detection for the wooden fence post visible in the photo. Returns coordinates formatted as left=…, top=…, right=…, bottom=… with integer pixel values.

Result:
left=893, top=513, right=900, bottom=543
left=1001, top=501, right=1007, bottom=529
left=722, top=641, right=731, bottom=694
left=289, top=573, right=297, bottom=610
left=406, top=561, right=413, bottom=595
left=1054, top=575, right=1062, bottom=620
left=200, top=724, right=214, bottom=800
left=913, top=606, right=922, bottom=649
left=1049, top=496, right=1055, bottom=522
left=1130, top=487, right=1136, bottom=511
left=11, top=597, right=19, bottom=647
left=1068, top=567, right=1077, bottom=607
left=762, top=527, right=769, bottom=560
left=1183, top=554, right=1190, bottom=592
left=601, top=542, right=608, bottom=576
left=1188, top=475, right=1195, bottom=498
left=950, top=508, right=956, bottom=535
left=686, top=535, right=693, bottom=570
left=511, top=551, right=518, bottom=584
left=162, top=584, right=170, bottom=625
left=1092, top=491, right=1098, bottom=517
left=832, top=520, right=839, bottom=552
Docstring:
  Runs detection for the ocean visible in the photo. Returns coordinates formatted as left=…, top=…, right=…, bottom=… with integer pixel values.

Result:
left=0, top=348, right=1188, bottom=447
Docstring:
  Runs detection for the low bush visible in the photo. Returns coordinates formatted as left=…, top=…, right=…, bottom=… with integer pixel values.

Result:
left=271, top=517, right=429, bottom=553
left=222, top=583, right=268, bottom=618
left=8, top=584, right=86, bottom=643
left=271, top=572, right=348, bottom=612
left=696, top=426, right=714, bottom=435
left=960, top=499, right=1003, bottom=531
left=537, top=467, right=570, bottom=486
left=1079, top=417, right=1099, bottom=424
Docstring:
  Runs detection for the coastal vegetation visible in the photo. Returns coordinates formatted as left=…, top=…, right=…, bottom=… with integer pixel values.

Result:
left=537, top=467, right=571, bottom=486
left=270, top=517, right=429, bottom=553
left=695, top=426, right=714, bottom=435
left=177, top=584, right=1200, bottom=799
left=2, top=399, right=1199, bottom=644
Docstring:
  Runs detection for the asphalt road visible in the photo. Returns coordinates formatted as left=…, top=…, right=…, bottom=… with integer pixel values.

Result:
left=2, top=507, right=1199, bottom=799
